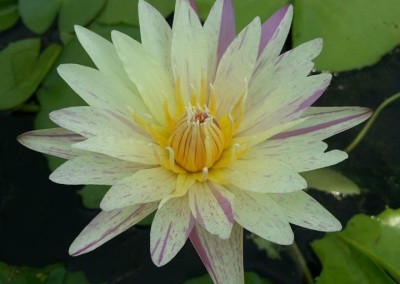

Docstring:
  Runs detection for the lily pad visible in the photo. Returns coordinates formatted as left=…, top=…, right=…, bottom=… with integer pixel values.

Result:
left=95, top=0, right=174, bottom=27
left=77, top=185, right=109, bottom=209
left=0, top=0, right=18, bottom=32
left=0, top=39, right=61, bottom=110
left=19, top=0, right=61, bottom=34
left=292, top=0, right=400, bottom=72
left=195, top=0, right=291, bottom=32
left=302, top=168, right=360, bottom=195
left=58, top=0, right=106, bottom=44
left=0, top=262, right=89, bottom=284
left=312, top=208, right=400, bottom=283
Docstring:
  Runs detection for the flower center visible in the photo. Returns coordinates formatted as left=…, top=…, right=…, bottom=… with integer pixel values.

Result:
left=168, top=106, right=224, bottom=172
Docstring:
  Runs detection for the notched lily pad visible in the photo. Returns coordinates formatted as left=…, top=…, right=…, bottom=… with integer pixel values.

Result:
left=293, top=0, right=400, bottom=71
left=0, top=39, right=61, bottom=110
left=302, top=168, right=361, bottom=195
left=19, top=0, right=61, bottom=34
left=312, top=208, right=400, bottom=283
left=0, top=262, right=89, bottom=284
left=0, top=0, right=18, bottom=32
left=58, top=0, right=106, bottom=44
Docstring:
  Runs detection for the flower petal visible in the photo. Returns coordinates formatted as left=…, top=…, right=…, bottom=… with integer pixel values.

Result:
left=239, top=73, right=332, bottom=136
left=203, top=0, right=236, bottom=79
left=159, top=173, right=196, bottom=208
left=138, top=0, right=173, bottom=84
left=100, top=167, right=176, bottom=211
left=171, top=0, right=209, bottom=102
left=17, top=128, right=85, bottom=159
left=270, top=190, right=342, bottom=231
left=74, top=25, right=138, bottom=92
left=249, top=39, right=323, bottom=108
left=150, top=195, right=194, bottom=266
left=111, top=30, right=174, bottom=125
left=214, top=17, right=260, bottom=117
left=231, top=187, right=293, bottom=245
left=50, top=106, right=147, bottom=139
left=247, top=137, right=348, bottom=172
left=50, top=154, right=147, bottom=185
left=227, top=160, right=307, bottom=193
left=72, top=136, right=160, bottom=165
left=256, top=5, right=292, bottom=68
left=258, top=5, right=292, bottom=56
left=189, top=181, right=234, bottom=239
left=273, top=107, right=372, bottom=140
left=57, top=64, right=147, bottom=115
left=69, top=203, right=157, bottom=256
left=189, top=222, right=243, bottom=284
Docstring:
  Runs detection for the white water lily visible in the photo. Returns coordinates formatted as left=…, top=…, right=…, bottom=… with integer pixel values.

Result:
left=18, top=0, right=371, bottom=283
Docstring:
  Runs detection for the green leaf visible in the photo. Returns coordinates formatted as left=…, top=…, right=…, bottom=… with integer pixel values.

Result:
left=195, top=0, right=291, bottom=32
left=0, top=0, right=18, bottom=32
left=19, top=0, right=61, bottom=34
left=185, top=272, right=272, bottom=284
left=250, top=235, right=282, bottom=260
left=312, top=208, right=400, bottom=284
left=58, top=0, right=106, bottom=44
left=0, top=262, right=89, bottom=284
left=95, top=0, right=174, bottom=27
left=302, top=168, right=361, bottom=195
left=78, top=185, right=109, bottom=209
left=292, top=0, right=400, bottom=71
left=0, top=39, right=61, bottom=110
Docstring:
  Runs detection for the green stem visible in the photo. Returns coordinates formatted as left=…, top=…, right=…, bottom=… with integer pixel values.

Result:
left=345, top=92, right=400, bottom=153
left=289, top=242, right=314, bottom=284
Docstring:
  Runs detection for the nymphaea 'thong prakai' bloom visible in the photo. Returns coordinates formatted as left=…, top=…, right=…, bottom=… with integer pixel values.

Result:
left=18, top=0, right=371, bottom=283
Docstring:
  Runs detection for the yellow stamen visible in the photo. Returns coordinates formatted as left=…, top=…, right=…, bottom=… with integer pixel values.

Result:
left=168, top=106, right=225, bottom=172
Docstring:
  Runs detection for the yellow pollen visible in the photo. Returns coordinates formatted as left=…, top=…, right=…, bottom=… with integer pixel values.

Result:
left=168, top=106, right=224, bottom=172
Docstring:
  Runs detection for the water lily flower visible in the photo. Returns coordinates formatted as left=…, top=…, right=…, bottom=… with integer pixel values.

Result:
left=18, top=0, right=371, bottom=283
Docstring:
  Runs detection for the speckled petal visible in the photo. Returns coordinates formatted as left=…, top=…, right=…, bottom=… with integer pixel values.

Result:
left=17, top=128, right=85, bottom=159
left=69, top=203, right=157, bottom=256
left=232, top=187, right=294, bottom=245
left=190, top=222, right=243, bottom=284
left=189, top=182, right=234, bottom=239
left=150, top=195, right=194, bottom=266
left=247, top=137, right=348, bottom=172
left=50, top=154, right=147, bottom=185
left=100, top=167, right=176, bottom=211
left=274, top=106, right=372, bottom=140
left=50, top=106, right=147, bottom=139
left=57, top=64, right=147, bottom=115
left=270, top=190, right=342, bottom=231
left=227, top=159, right=307, bottom=193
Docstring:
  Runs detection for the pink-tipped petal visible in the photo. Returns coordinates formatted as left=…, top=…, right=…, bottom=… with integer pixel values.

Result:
left=188, top=0, right=198, bottom=14
left=256, top=5, right=293, bottom=68
left=190, top=222, right=243, bottom=284
left=273, top=107, right=372, bottom=140
left=150, top=195, right=194, bottom=266
left=258, top=5, right=291, bottom=56
left=69, top=203, right=158, bottom=256
left=17, top=128, right=85, bottom=160
left=189, top=182, right=234, bottom=239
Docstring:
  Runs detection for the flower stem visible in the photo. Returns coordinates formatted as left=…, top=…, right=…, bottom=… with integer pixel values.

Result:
left=345, top=92, right=400, bottom=153
left=289, top=242, right=314, bottom=284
